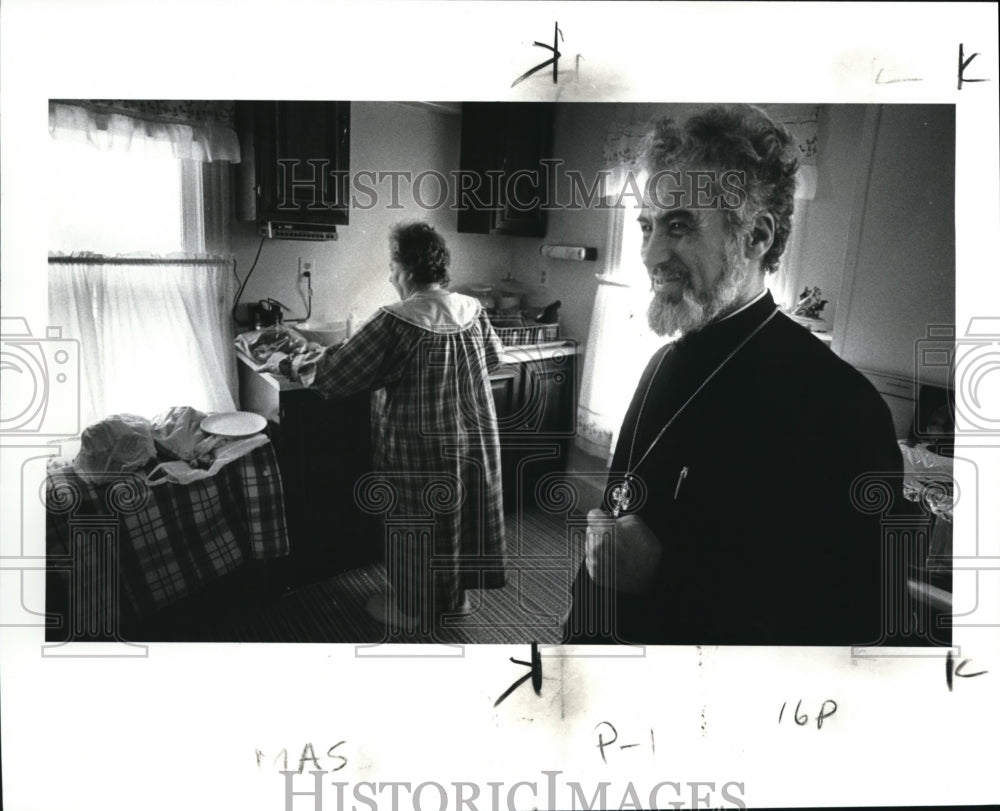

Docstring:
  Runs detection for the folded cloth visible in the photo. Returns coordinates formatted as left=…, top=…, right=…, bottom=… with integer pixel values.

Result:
left=288, top=347, right=327, bottom=384
left=147, top=434, right=271, bottom=486
left=261, top=351, right=289, bottom=375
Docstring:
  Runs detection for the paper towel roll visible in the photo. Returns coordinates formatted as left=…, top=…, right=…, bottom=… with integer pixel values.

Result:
left=539, top=245, right=597, bottom=261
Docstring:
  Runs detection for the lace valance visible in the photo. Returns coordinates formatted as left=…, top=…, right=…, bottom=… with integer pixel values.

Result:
left=49, top=100, right=240, bottom=163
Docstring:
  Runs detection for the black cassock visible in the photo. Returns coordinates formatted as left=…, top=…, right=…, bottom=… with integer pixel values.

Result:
left=564, top=292, right=912, bottom=646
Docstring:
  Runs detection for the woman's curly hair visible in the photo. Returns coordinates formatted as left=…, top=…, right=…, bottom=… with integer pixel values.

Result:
left=390, top=221, right=451, bottom=285
left=640, top=105, right=800, bottom=273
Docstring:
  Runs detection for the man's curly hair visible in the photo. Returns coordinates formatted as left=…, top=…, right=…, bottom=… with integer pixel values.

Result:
left=390, top=221, right=451, bottom=285
left=640, top=105, right=800, bottom=274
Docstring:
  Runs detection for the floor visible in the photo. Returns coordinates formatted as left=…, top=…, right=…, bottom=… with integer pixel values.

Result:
left=144, top=505, right=588, bottom=645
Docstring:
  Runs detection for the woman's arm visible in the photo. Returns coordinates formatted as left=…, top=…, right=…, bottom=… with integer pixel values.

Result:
left=288, top=311, right=413, bottom=398
left=480, top=309, right=504, bottom=373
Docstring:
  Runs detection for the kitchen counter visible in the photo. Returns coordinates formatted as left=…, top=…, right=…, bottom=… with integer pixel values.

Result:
left=237, top=340, right=578, bottom=572
left=237, top=339, right=579, bottom=398
left=236, top=352, right=305, bottom=395
left=501, top=340, right=578, bottom=364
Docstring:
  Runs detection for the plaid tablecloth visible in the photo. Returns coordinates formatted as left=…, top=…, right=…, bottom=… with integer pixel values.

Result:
left=46, top=441, right=290, bottom=630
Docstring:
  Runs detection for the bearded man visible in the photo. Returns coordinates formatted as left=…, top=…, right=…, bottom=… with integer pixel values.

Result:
left=563, top=105, right=906, bottom=645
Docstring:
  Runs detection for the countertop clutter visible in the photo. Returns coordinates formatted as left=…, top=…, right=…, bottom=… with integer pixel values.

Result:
left=237, top=339, right=578, bottom=391
left=235, top=318, right=579, bottom=395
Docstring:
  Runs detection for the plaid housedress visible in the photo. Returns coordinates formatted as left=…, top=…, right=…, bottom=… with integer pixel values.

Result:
left=293, top=289, right=507, bottom=622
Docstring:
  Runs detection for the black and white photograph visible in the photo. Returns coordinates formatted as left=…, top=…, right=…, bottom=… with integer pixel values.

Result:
left=2, top=3, right=998, bottom=810
left=40, top=99, right=957, bottom=650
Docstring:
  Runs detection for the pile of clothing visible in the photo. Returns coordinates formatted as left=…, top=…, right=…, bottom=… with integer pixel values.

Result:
left=898, top=439, right=953, bottom=519
left=234, top=325, right=319, bottom=371
left=74, top=406, right=268, bottom=486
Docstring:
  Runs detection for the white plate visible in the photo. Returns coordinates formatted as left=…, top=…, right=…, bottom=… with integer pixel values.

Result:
left=200, top=411, right=267, bottom=437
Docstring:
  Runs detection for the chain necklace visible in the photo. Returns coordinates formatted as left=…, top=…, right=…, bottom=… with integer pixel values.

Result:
left=608, top=307, right=780, bottom=518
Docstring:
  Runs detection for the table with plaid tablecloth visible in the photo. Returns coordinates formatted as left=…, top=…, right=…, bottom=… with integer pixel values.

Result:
left=46, top=441, right=290, bottom=635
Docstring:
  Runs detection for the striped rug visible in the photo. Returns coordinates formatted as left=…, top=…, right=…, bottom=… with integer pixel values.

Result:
left=177, top=507, right=586, bottom=644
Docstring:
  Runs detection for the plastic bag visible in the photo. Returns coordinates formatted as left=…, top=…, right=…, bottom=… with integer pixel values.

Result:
left=151, top=406, right=208, bottom=461
left=74, top=414, right=156, bottom=482
left=898, top=440, right=954, bottom=518
left=234, top=325, right=310, bottom=365
left=899, top=441, right=953, bottom=474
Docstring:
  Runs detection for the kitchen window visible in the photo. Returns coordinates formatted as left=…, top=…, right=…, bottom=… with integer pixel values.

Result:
left=47, top=101, right=240, bottom=434
left=576, top=203, right=668, bottom=460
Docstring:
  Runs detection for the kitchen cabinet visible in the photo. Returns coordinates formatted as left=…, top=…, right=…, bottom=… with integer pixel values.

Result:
left=493, top=347, right=578, bottom=509
left=235, top=101, right=351, bottom=228
left=238, top=359, right=377, bottom=587
left=457, top=102, right=554, bottom=238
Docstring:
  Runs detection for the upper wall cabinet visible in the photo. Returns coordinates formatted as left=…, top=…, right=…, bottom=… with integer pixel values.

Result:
left=457, top=102, right=554, bottom=238
left=235, top=101, right=351, bottom=228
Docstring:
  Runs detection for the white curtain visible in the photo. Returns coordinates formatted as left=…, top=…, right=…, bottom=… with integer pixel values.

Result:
left=48, top=101, right=239, bottom=434
left=575, top=120, right=667, bottom=462
left=49, top=258, right=237, bottom=432
left=49, top=102, right=241, bottom=163
left=764, top=108, right=820, bottom=312
left=575, top=241, right=668, bottom=461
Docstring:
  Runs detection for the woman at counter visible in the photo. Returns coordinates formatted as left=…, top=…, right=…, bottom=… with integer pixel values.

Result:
left=283, top=221, right=507, bottom=638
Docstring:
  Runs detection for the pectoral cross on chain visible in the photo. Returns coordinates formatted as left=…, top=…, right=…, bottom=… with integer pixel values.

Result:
left=610, top=477, right=633, bottom=518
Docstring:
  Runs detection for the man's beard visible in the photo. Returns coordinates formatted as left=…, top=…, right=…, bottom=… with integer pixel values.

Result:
left=646, top=240, right=753, bottom=338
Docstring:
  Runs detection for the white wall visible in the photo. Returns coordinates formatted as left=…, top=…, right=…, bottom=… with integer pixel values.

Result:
left=535, top=101, right=954, bottom=385
left=232, top=102, right=521, bottom=326
left=231, top=101, right=956, bottom=387
left=834, top=105, right=955, bottom=385
left=789, top=105, right=868, bottom=326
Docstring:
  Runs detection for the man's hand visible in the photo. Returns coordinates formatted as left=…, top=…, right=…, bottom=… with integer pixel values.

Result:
left=584, top=508, right=663, bottom=594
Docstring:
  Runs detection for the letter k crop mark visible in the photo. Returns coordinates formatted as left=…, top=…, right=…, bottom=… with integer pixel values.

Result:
left=512, top=22, right=563, bottom=87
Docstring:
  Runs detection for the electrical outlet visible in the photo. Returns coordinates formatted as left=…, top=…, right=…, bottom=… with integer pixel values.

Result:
left=539, top=267, right=548, bottom=287
left=298, top=257, right=312, bottom=279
